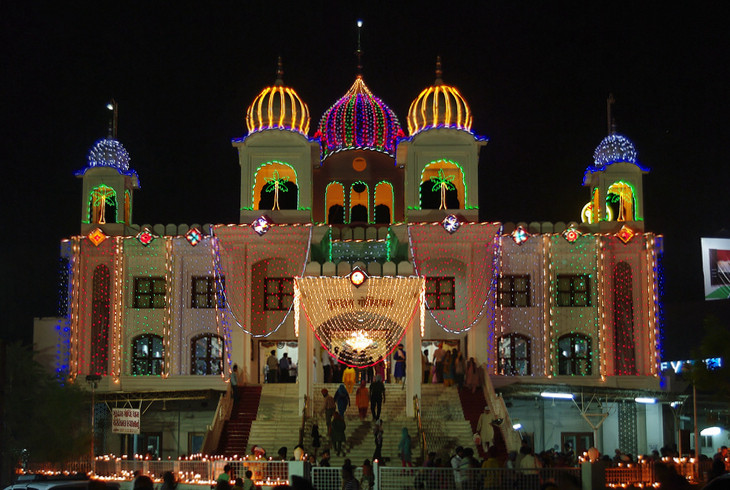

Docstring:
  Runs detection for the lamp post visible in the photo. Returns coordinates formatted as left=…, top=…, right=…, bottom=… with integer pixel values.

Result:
left=106, top=99, right=118, bottom=139
left=86, top=374, right=101, bottom=471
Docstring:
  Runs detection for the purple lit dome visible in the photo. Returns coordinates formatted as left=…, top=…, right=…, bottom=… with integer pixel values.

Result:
left=593, top=134, right=638, bottom=167
left=315, top=76, right=404, bottom=161
left=86, top=137, right=131, bottom=172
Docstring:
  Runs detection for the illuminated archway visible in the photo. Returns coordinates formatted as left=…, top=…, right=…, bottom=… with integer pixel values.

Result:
left=419, top=160, right=465, bottom=209
left=253, top=161, right=298, bottom=210
left=326, top=182, right=345, bottom=224
left=350, top=181, right=370, bottom=223
left=374, top=181, right=393, bottom=224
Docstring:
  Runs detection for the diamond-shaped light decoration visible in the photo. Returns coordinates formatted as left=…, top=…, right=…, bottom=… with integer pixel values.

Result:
left=349, top=267, right=368, bottom=288
left=136, top=228, right=155, bottom=246
left=88, top=227, right=107, bottom=246
left=562, top=227, right=583, bottom=243
left=616, top=225, right=635, bottom=244
left=441, top=214, right=461, bottom=234
left=186, top=227, right=202, bottom=246
left=511, top=226, right=530, bottom=245
left=252, top=216, right=271, bottom=236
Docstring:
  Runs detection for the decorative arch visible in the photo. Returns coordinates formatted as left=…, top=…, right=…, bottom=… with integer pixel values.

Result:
left=374, top=181, right=394, bottom=224
left=131, top=334, right=164, bottom=375
left=557, top=333, right=592, bottom=376
left=498, top=333, right=532, bottom=375
left=606, top=181, right=636, bottom=221
left=253, top=161, right=299, bottom=210
left=89, top=185, right=117, bottom=224
left=613, top=261, right=636, bottom=374
left=191, top=333, right=224, bottom=375
left=91, top=264, right=110, bottom=375
left=419, top=160, right=465, bottom=210
left=350, top=181, right=370, bottom=223
left=326, top=182, right=345, bottom=224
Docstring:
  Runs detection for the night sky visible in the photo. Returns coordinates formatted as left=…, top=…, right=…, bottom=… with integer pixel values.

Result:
left=2, top=2, right=728, bottom=359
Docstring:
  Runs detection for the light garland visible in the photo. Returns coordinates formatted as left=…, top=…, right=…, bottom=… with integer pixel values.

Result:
left=112, top=237, right=124, bottom=381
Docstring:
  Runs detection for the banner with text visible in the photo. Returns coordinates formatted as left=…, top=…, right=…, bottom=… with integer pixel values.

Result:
left=112, top=408, right=141, bottom=434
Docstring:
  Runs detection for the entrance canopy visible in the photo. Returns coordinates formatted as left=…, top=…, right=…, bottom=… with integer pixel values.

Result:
left=296, top=276, right=424, bottom=367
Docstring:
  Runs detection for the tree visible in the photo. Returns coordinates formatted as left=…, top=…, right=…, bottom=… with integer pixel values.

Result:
left=1, top=341, right=90, bottom=480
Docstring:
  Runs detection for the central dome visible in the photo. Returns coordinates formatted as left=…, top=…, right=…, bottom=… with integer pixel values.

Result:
left=315, top=76, right=404, bottom=161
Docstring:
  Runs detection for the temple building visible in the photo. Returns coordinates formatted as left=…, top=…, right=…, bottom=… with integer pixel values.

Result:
left=34, top=59, right=667, bottom=460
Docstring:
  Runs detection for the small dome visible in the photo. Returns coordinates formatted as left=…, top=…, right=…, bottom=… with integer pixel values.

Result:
left=315, top=76, right=404, bottom=161
left=407, top=58, right=473, bottom=135
left=593, top=133, right=638, bottom=167
left=246, top=60, right=310, bottom=136
left=87, top=137, right=131, bottom=172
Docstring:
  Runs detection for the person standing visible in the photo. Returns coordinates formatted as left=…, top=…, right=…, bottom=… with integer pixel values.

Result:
left=372, top=420, right=384, bottom=462
left=454, top=350, right=465, bottom=389
left=476, top=406, right=496, bottom=451
left=266, top=350, right=278, bottom=383
left=331, top=412, right=347, bottom=456
left=422, top=349, right=430, bottom=384
left=369, top=375, right=385, bottom=421
left=342, top=365, right=357, bottom=394
left=230, top=364, right=239, bottom=405
left=465, top=357, right=480, bottom=393
left=241, top=471, right=255, bottom=490
left=322, top=388, right=336, bottom=435
left=334, top=383, right=350, bottom=417
left=355, top=380, right=370, bottom=420
left=398, top=427, right=413, bottom=467
left=279, top=352, right=290, bottom=383
left=433, top=343, right=446, bottom=383
left=393, top=344, right=406, bottom=384
left=321, top=349, right=332, bottom=383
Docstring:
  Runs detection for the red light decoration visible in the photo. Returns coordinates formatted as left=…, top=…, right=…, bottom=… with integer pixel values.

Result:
left=616, top=225, right=635, bottom=244
left=88, top=228, right=107, bottom=246
left=562, top=227, right=582, bottom=243
left=137, top=229, right=155, bottom=246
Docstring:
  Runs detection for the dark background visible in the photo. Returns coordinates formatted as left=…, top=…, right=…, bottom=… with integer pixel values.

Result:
left=1, top=2, right=728, bottom=359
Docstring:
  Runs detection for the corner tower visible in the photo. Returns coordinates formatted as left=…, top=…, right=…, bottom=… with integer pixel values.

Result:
left=233, top=59, right=317, bottom=224
left=76, top=136, right=140, bottom=236
left=399, top=58, right=486, bottom=223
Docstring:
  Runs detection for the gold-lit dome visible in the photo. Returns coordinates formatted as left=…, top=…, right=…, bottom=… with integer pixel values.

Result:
left=407, top=57, right=472, bottom=136
left=246, top=58, right=310, bottom=136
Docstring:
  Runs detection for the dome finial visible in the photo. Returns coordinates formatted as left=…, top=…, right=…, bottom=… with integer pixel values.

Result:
left=275, top=56, right=284, bottom=86
left=606, top=93, right=616, bottom=135
left=435, top=56, right=443, bottom=85
left=355, top=19, right=364, bottom=75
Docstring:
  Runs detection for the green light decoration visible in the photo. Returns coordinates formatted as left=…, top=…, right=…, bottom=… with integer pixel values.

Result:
left=90, top=185, right=117, bottom=224
left=263, top=170, right=289, bottom=210
left=430, top=169, right=456, bottom=210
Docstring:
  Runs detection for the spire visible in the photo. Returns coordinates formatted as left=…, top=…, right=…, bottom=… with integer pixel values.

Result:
left=355, top=19, right=364, bottom=75
left=274, top=56, right=284, bottom=87
left=606, top=93, right=616, bottom=135
left=434, top=56, right=443, bottom=85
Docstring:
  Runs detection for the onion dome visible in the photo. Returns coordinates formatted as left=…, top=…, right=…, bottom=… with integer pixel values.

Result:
left=407, top=57, right=473, bottom=135
left=86, top=137, right=131, bottom=172
left=592, top=133, right=638, bottom=167
left=246, top=59, right=310, bottom=136
left=315, top=76, right=404, bottom=161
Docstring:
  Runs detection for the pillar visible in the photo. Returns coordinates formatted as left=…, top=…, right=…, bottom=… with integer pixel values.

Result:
left=298, top=320, right=314, bottom=415
left=405, top=314, right=422, bottom=417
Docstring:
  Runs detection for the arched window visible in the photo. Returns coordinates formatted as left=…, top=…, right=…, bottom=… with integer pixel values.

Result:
left=89, top=185, right=117, bottom=224
left=91, top=264, right=110, bottom=375
left=606, top=181, right=635, bottom=221
left=326, top=182, right=345, bottom=224
left=132, top=334, right=164, bottom=375
left=420, top=160, right=465, bottom=210
left=498, top=334, right=531, bottom=375
left=613, top=262, right=636, bottom=374
left=374, top=182, right=393, bottom=224
left=349, top=181, right=370, bottom=223
left=191, top=334, right=224, bottom=375
left=558, top=334, right=592, bottom=376
left=253, top=162, right=298, bottom=210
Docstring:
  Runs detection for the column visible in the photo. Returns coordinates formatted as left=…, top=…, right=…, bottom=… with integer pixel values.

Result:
left=405, top=314, right=422, bottom=417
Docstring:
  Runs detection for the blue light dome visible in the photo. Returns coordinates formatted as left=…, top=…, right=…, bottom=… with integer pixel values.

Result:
left=593, top=134, right=638, bottom=167
left=86, top=137, right=131, bottom=172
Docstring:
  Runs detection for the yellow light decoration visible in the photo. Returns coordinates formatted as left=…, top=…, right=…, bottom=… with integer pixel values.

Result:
left=296, top=276, right=424, bottom=367
left=543, top=235, right=553, bottom=377
left=112, top=236, right=125, bottom=380
left=646, top=235, right=659, bottom=376
left=163, top=237, right=174, bottom=378
left=246, top=85, right=310, bottom=136
left=596, top=236, right=607, bottom=381
left=407, top=84, right=472, bottom=135
left=70, top=236, right=82, bottom=378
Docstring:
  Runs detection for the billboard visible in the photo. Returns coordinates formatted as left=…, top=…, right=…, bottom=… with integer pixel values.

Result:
left=701, top=237, right=730, bottom=300
left=112, top=408, right=140, bottom=434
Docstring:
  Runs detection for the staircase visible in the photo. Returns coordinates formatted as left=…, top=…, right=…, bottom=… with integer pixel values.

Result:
left=458, top=385, right=508, bottom=461
left=245, top=383, right=302, bottom=458
left=217, top=385, right=262, bottom=456
left=421, top=384, right=478, bottom=459
left=306, top=383, right=420, bottom=466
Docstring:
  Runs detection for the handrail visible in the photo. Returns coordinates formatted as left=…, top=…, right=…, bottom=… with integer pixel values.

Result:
left=298, top=394, right=309, bottom=446
left=479, top=364, right=522, bottom=453
left=413, top=395, right=427, bottom=464
left=201, top=384, right=234, bottom=455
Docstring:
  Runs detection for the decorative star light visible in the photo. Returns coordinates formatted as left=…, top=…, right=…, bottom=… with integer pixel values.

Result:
left=252, top=216, right=271, bottom=236
left=441, top=214, right=461, bottom=234
left=186, top=227, right=202, bottom=246
left=350, top=267, right=368, bottom=288
left=263, top=170, right=289, bottom=210
left=562, top=227, right=582, bottom=243
left=430, top=169, right=456, bottom=210
left=617, top=225, right=635, bottom=244
left=137, top=229, right=155, bottom=246
left=511, top=225, right=530, bottom=245
left=88, top=228, right=107, bottom=246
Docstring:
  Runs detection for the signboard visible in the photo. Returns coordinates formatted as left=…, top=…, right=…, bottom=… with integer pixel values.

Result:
left=660, top=357, right=723, bottom=375
left=112, top=408, right=141, bottom=434
left=701, top=237, right=730, bottom=300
